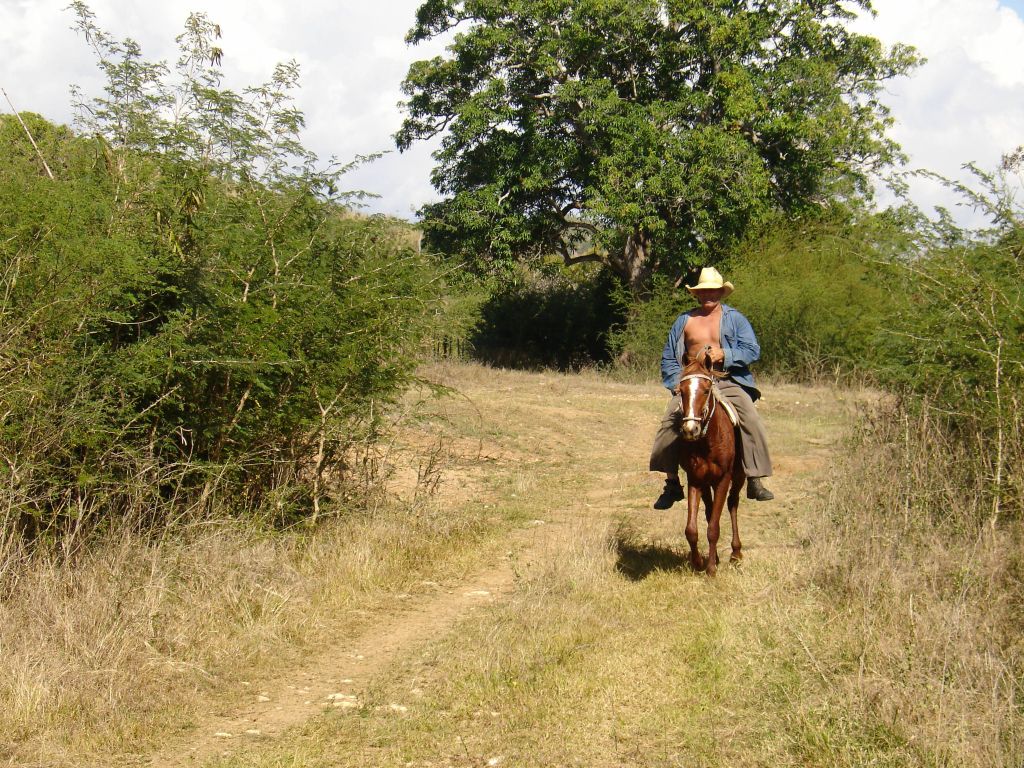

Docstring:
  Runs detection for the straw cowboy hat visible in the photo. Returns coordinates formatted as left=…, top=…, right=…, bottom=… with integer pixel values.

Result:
left=686, top=267, right=734, bottom=298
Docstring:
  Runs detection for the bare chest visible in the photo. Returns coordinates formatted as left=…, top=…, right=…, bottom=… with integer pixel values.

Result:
left=683, top=312, right=721, bottom=359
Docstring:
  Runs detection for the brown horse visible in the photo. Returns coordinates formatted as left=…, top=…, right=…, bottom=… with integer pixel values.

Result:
left=673, top=347, right=744, bottom=575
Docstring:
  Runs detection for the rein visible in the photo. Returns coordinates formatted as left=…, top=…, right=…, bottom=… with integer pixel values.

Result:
left=675, top=372, right=718, bottom=438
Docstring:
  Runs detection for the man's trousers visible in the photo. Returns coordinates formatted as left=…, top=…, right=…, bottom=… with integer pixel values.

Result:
left=649, top=379, right=773, bottom=478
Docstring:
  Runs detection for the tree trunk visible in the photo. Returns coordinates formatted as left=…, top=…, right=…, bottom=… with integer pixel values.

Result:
left=609, top=227, right=655, bottom=293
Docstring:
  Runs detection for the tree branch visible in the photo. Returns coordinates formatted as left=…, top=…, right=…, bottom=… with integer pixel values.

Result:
left=562, top=250, right=605, bottom=266
left=2, top=89, right=55, bottom=180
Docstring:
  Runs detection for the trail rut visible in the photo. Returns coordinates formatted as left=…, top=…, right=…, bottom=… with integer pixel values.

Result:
left=140, top=366, right=852, bottom=767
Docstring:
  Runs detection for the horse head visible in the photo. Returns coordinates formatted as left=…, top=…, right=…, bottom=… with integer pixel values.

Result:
left=674, top=345, right=726, bottom=442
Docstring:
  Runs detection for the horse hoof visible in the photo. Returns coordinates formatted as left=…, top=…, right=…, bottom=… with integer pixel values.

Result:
left=706, top=563, right=718, bottom=577
left=730, top=551, right=743, bottom=565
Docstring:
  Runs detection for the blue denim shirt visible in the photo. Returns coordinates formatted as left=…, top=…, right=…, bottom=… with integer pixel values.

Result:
left=660, top=304, right=761, bottom=400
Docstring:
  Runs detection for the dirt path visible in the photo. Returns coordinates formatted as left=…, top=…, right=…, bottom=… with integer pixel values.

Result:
left=144, top=364, right=854, bottom=767
left=148, top=559, right=521, bottom=766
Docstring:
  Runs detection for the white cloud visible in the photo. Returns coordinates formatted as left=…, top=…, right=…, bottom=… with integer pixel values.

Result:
left=0, top=0, right=443, bottom=216
left=853, top=0, right=1024, bottom=222
left=0, top=1, right=1021, bottom=225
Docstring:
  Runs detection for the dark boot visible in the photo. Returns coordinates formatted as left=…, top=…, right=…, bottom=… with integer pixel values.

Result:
left=653, top=478, right=685, bottom=510
left=746, top=476, right=774, bottom=501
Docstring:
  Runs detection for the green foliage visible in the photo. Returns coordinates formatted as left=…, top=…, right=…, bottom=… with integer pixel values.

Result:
left=606, top=275, right=689, bottom=377
left=884, top=238, right=1024, bottom=410
left=609, top=212, right=908, bottom=380
left=880, top=160, right=1024, bottom=518
left=469, top=265, right=624, bottom=369
left=0, top=9, right=443, bottom=532
left=723, top=213, right=909, bottom=378
left=399, top=0, right=919, bottom=288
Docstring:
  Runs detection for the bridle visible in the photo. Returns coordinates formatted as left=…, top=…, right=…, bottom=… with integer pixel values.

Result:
left=675, top=372, right=717, bottom=439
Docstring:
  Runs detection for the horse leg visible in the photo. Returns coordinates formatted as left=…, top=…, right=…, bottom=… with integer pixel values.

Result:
left=728, top=464, right=744, bottom=563
left=701, top=487, right=713, bottom=523
left=684, top=483, right=705, bottom=572
left=705, top=475, right=731, bottom=577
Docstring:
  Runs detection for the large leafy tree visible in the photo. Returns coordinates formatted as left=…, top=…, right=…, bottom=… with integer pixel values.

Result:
left=398, top=0, right=918, bottom=288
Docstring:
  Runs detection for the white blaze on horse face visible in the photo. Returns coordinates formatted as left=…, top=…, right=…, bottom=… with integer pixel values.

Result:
left=679, top=375, right=704, bottom=441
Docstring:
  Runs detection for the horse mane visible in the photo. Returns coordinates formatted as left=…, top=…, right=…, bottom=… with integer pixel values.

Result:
left=683, top=345, right=730, bottom=380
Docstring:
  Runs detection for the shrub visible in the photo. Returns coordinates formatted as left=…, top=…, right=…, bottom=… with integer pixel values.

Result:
left=724, top=215, right=906, bottom=379
left=606, top=274, right=687, bottom=378
left=0, top=9, right=445, bottom=536
left=880, top=163, right=1024, bottom=520
left=609, top=213, right=908, bottom=382
left=469, top=265, right=625, bottom=370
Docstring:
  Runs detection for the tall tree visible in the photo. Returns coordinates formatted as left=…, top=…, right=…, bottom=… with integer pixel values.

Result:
left=397, top=0, right=918, bottom=288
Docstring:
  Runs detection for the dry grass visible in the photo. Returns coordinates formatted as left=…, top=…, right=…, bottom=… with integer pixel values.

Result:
left=806, top=406, right=1024, bottom=766
left=202, top=524, right=885, bottom=767
left=0, top=380, right=526, bottom=767
left=0, top=508, right=515, bottom=766
left=199, top=366, right=1018, bottom=768
left=4, top=363, right=1020, bottom=767
left=195, top=364, right=892, bottom=768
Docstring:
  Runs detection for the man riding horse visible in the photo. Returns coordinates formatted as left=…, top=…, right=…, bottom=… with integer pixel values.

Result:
left=649, top=267, right=774, bottom=509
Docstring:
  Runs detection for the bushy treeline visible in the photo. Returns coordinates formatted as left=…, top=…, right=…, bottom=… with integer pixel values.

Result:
left=470, top=172, right=1022, bottom=513
left=607, top=209, right=905, bottom=379
left=804, top=166, right=1024, bottom=763
left=882, top=167, right=1024, bottom=519
left=460, top=211, right=904, bottom=375
left=468, top=266, right=624, bottom=370
left=0, top=10, right=445, bottom=535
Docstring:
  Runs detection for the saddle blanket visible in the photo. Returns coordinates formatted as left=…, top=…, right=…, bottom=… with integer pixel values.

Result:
left=713, top=385, right=739, bottom=427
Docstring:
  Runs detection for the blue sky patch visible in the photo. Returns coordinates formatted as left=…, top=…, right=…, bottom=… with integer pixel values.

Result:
left=1002, top=0, right=1024, bottom=17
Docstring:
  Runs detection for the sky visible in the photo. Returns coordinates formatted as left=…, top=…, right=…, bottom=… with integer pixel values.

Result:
left=1, top=0, right=1022, bottom=225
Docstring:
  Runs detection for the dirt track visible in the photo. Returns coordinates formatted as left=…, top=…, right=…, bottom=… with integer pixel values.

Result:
left=144, top=364, right=853, bottom=767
